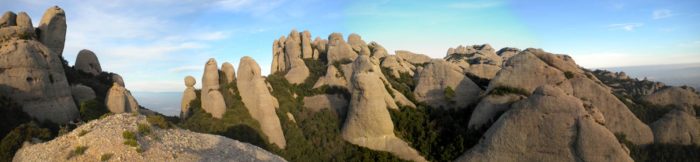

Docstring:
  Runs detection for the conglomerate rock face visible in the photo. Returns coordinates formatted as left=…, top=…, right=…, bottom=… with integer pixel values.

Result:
left=456, top=85, right=633, bottom=162
left=650, top=106, right=700, bottom=146
left=237, top=56, right=286, bottom=149
left=643, top=86, right=700, bottom=107
left=0, top=9, right=78, bottom=124
left=413, top=59, right=483, bottom=108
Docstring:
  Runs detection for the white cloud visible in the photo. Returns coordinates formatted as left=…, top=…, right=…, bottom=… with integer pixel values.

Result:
left=448, top=1, right=502, bottom=9
left=653, top=9, right=673, bottom=20
left=608, top=23, right=643, bottom=31
left=573, top=52, right=700, bottom=68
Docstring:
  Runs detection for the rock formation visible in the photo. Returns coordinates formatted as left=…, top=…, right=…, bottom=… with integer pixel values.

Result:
left=312, top=65, right=347, bottom=88
left=200, top=58, right=226, bottom=119
left=456, top=86, right=633, bottom=162
left=303, top=94, right=348, bottom=116
left=413, top=60, right=483, bottom=108
left=643, top=86, right=700, bottom=107
left=650, top=106, right=700, bottom=145
left=269, top=30, right=311, bottom=84
left=221, top=62, right=236, bottom=85
left=237, top=56, right=286, bottom=148
left=71, top=84, right=96, bottom=104
left=38, top=6, right=67, bottom=56
left=467, top=94, right=524, bottom=129
left=487, top=48, right=653, bottom=145
left=181, top=76, right=197, bottom=119
left=326, top=33, right=357, bottom=64
left=14, top=113, right=287, bottom=162
left=445, top=44, right=503, bottom=79
left=380, top=55, right=416, bottom=78
left=496, top=47, right=520, bottom=63
left=0, top=8, right=78, bottom=124
left=105, top=83, right=139, bottom=114
left=74, top=49, right=102, bottom=75
left=341, top=55, right=427, bottom=162
left=395, top=50, right=431, bottom=65
left=368, top=41, right=388, bottom=59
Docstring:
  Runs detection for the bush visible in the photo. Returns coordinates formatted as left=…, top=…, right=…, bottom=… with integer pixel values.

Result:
left=445, top=86, right=456, bottom=102
left=0, top=95, right=31, bottom=140
left=146, top=115, right=171, bottom=129
left=381, top=67, right=417, bottom=103
left=564, top=71, right=574, bottom=79
left=0, top=122, right=52, bottom=161
left=66, top=146, right=88, bottom=159
left=100, top=153, right=113, bottom=161
left=137, top=123, right=151, bottom=135
left=78, top=130, right=90, bottom=137
left=490, top=86, right=530, bottom=96
left=79, top=99, right=109, bottom=122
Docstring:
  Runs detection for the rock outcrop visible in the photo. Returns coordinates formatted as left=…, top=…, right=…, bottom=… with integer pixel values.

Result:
left=200, top=58, right=226, bottom=119
left=487, top=48, right=653, bottom=144
left=380, top=55, right=416, bottom=78
left=326, top=33, right=357, bottom=64
left=181, top=76, right=197, bottom=119
left=496, top=47, right=520, bottom=63
left=413, top=60, right=483, bottom=108
left=395, top=50, right=431, bottom=65
left=368, top=41, right=388, bottom=59
left=237, top=56, right=286, bottom=148
left=445, top=44, right=503, bottom=79
left=14, top=113, right=287, bottom=162
left=0, top=9, right=78, bottom=124
left=74, top=49, right=102, bottom=75
left=456, top=86, right=633, bottom=162
left=71, top=84, right=96, bottom=104
left=38, top=6, right=67, bottom=56
left=105, top=83, right=139, bottom=114
left=643, top=86, right=700, bottom=107
left=270, top=30, right=311, bottom=84
left=341, top=55, right=427, bottom=162
left=467, top=94, right=524, bottom=129
left=650, top=106, right=700, bottom=145
left=303, top=94, right=348, bottom=116
left=312, top=65, right=347, bottom=88
left=221, top=62, right=236, bottom=85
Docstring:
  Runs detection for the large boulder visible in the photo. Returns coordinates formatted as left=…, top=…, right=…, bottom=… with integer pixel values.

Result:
left=341, top=55, right=427, bottom=162
left=14, top=113, right=287, bottom=162
left=642, top=86, right=700, bottom=107
left=395, top=50, right=431, bottom=65
left=105, top=83, right=139, bottom=114
left=38, top=6, right=67, bottom=56
left=71, top=84, right=96, bottom=104
left=368, top=41, right=388, bottom=59
left=650, top=106, right=700, bottom=145
left=0, top=11, right=17, bottom=27
left=326, top=33, right=357, bottom=64
left=200, top=58, right=226, bottom=118
left=181, top=76, right=197, bottom=119
left=456, top=86, right=633, bottom=162
left=487, top=48, right=653, bottom=144
left=0, top=34, right=78, bottom=123
left=347, top=33, right=370, bottom=56
left=74, top=49, right=102, bottom=75
left=237, top=56, right=286, bottom=148
left=413, top=60, right=483, bottom=108
left=301, top=30, right=313, bottom=59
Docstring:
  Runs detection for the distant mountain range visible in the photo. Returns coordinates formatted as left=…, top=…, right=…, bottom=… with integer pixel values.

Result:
left=132, top=91, right=181, bottom=116
left=599, top=63, right=700, bottom=89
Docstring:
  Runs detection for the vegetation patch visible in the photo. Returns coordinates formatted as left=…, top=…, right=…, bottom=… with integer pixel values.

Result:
left=490, top=86, right=530, bottom=96
left=78, top=130, right=90, bottom=137
left=444, top=86, right=456, bottom=103
left=137, top=123, right=151, bottom=136
left=381, top=68, right=417, bottom=103
left=100, top=153, right=113, bottom=161
left=616, top=133, right=700, bottom=162
left=146, top=115, right=171, bottom=129
left=0, top=122, right=52, bottom=161
left=79, top=99, right=109, bottom=122
left=66, top=145, right=88, bottom=159
left=122, top=130, right=139, bottom=148
left=564, top=71, right=574, bottom=79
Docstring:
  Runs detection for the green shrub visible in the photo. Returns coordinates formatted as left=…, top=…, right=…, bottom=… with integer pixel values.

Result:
left=78, top=130, right=90, bottom=137
left=100, top=153, right=113, bottom=161
left=0, top=122, right=52, bottom=161
left=122, top=131, right=136, bottom=140
left=0, top=95, right=31, bottom=140
left=79, top=99, right=109, bottom=122
left=490, top=86, right=530, bottom=96
left=564, top=71, right=574, bottom=79
left=66, top=145, right=88, bottom=159
left=381, top=67, right=417, bottom=103
left=137, top=123, right=151, bottom=135
left=445, top=86, right=456, bottom=102
left=146, top=115, right=171, bottom=129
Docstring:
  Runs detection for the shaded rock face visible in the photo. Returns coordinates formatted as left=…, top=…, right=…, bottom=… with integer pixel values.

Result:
left=312, top=65, right=347, bottom=88
left=181, top=76, right=196, bottom=119
left=341, top=55, right=427, bottom=162
left=650, top=107, right=700, bottom=146
left=326, top=33, right=357, bottom=64
left=643, top=86, right=700, bottom=107
left=0, top=10, right=78, bottom=123
left=593, top=69, right=666, bottom=98
left=200, top=58, right=226, bottom=119
left=467, top=94, right=524, bottom=129
left=380, top=55, right=415, bottom=78
left=445, top=44, right=503, bottom=79
left=487, top=48, right=653, bottom=144
left=413, top=60, right=483, bottom=108
left=237, top=56, right=286, bottom=149
left=303, top=94, right=348, bottom=116
left=38, top=6, right=67, bottom=56
left=106, top=83, right=139, bottom=114
left=74, top=49, right=102, bottom=75
left=14, top=113, right=287, bottom=162
left=496, top=47, right=520, bottom=64
left=457, top=86, right=633, bottom=162
left=368, top=41, right=388, bottom=59
left=395, top=50, right=431, bottom=65
left=71, top=84, right=96, bottom=104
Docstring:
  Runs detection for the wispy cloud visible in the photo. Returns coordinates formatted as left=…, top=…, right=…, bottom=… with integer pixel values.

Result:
left=608, top=23, right=643, bottom=31
left=652, top=9, right=673, bottom=20
left=448, top=1, right=502, bottom=9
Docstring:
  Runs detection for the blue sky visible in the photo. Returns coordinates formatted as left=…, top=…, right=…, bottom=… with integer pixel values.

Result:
left=2, top=0, right=699, bottom=92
